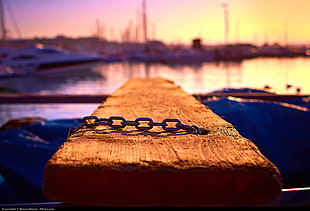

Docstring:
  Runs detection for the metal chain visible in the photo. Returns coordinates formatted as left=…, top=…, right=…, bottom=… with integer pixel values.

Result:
left=68, top=115, right=203, bottom=137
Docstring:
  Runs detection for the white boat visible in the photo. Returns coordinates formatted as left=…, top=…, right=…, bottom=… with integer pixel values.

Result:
left=0, top=45, right=105, bottom=75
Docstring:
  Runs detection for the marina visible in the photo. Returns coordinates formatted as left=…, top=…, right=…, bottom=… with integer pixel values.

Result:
left=1, top=0, right=310, bottom=207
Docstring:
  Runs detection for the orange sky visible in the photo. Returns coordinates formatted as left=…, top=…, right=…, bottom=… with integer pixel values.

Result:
left=2, top=0, right=310, bottom=45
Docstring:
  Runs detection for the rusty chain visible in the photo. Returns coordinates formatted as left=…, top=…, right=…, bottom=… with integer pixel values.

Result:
left=68, top=115, right=203, bottom=137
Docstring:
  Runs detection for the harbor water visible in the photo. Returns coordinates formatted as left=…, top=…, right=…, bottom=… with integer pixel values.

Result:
left=1, top=57, right=310, bottom=126
left=1, top=56, right=310, bottom=204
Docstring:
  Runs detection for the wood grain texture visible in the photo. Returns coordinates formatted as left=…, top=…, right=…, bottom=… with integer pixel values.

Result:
left=43, top=77, right=282, bottom=206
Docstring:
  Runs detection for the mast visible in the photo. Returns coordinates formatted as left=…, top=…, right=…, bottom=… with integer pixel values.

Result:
left=235, top=19, right=240, bottom=44
left=0, top=0, right=7, bottom=45
left=221, top=2, right=229, bottom=45
left=283, top=22, right=288, bottom=47
left=142, top=0, right=148, bottom=43
left=135, top=8, right=142, bottom=43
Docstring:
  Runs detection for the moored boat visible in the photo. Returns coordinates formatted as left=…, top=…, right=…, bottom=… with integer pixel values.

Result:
left=0, top=45, right=105, bottom=75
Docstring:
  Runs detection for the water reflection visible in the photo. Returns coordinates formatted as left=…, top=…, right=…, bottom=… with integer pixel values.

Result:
left=0, top=103, right=100, bottom=128
left=1, top=57, right=310, bottom=126
left=1, top=58, right=309, bottom=95
left=92, top=61, right=244, bottom=94
left=0, top=62, right=104, bottom=94
left=241, top=57, right=310, bottom=94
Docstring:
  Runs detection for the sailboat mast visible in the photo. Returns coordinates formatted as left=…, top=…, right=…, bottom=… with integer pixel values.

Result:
left=142, top=0, right=148, bottom=43
left=221, top=2, right=229, bottom=45
left=0, top=0, right=7, bottom=45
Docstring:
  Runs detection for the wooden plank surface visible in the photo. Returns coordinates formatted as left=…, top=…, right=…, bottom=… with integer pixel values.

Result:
left=43, top=77, right=282, bottom=206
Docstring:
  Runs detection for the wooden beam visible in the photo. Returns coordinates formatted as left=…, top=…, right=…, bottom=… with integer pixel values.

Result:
left=43, top=77, right=282, bottom=206
left=0, top=94, right=108, bottom=104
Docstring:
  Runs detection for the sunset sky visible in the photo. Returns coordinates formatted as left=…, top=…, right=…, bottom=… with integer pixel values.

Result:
left=2, top=0, right=310, bottom=45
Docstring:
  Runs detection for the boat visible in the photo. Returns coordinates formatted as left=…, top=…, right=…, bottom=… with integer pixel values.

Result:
left=125, top=40, right=215, bottom=64
left=0, top=64, right=23, bottom=78
left=0, top=0, right=106, bottom=76
left=202, top=87, right=310, bottom=190
left=161, top=48, right=215, bottom=65
left=0, top=45, right=105, bottom=75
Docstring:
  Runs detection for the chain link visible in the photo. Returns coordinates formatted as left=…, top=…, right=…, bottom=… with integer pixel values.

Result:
left=68, top=115, right=204, bottom=137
